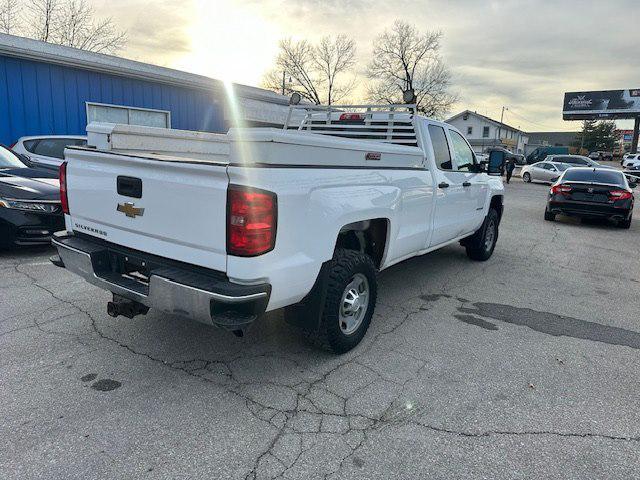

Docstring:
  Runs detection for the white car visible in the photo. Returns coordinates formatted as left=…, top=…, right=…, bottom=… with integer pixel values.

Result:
left=521, top=161, right=571, bottom=183
left=622, top=153, right=640, bottom=168
left=51, top=105, right=504, bottom=354
left=12, top=135, right=87, bottom=170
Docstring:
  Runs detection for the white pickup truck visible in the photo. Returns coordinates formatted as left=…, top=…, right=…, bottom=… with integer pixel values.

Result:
left=52, top=104, right=504, bottom=353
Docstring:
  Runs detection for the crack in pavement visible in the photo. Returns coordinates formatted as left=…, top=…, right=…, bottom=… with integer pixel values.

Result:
left=411, top=421, right=640, bottom=442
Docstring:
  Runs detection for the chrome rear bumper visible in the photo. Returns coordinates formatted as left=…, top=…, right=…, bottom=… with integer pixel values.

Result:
left=51, top=232, right=270, bottom=329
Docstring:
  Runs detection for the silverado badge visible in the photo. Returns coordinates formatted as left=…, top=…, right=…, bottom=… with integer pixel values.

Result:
left=117, top=202, right=145, bottom=218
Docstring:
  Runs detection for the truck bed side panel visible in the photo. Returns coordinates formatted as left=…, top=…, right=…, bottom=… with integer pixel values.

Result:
left=226, top=166, right=434, bottom=311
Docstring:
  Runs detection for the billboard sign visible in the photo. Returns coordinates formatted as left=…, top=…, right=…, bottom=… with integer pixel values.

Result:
left=563, top=89, right=640, bottom=120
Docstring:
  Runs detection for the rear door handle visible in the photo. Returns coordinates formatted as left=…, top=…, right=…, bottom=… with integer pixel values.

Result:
left=463, top=182, right=471, bottom=187
left=438, top=182, right=450, bottom=189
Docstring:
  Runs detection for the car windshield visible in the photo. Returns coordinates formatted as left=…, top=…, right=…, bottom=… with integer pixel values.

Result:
left=563, top=169, right=625, bottom=186
left=0, top=146, right=27, bottom=168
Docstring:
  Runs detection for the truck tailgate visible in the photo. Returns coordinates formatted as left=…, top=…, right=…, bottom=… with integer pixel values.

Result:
left=64, top=148, right=228, bottom=272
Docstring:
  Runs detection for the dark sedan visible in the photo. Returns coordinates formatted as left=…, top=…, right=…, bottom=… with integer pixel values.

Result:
left=545, top=168, right=635, bottom=228
left=0, top=145, right=64, bottom=247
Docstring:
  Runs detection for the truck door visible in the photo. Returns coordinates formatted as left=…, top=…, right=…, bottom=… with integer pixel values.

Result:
left=447, top=129, right=488, bottom=235
left=426, top=124, right=471, bottom=247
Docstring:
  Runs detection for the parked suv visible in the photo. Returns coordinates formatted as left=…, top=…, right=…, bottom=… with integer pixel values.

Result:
left=12, top=135, right=87, bottom=170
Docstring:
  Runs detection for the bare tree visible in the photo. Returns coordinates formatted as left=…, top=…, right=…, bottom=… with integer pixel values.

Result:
left=0, top=0, right=20, bottom=34
left=57, top=0, right=125, bottom=53
left=262, top=35, right=357, bottom=105
left=26, top=0, right=59, bottom=42
left=313, top=35, right=356, bottom=105
left=24, top=0, right=125, bottom=53
left=367, top=21, right=457, bottom=118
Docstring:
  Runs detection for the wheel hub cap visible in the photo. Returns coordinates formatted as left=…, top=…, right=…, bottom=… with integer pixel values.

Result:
left=339, top=273, right=369, bottom=335
left=484, top=219, right=496, bottom=250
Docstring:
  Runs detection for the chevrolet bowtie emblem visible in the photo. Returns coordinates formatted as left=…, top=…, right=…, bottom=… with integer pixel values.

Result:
left=117, top=202, right=145, bottom=218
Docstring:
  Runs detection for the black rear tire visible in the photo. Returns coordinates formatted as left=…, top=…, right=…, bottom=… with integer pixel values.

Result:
left=523, top=172, right=531, bottom=183
left=618, top=214, right=632, bottom=229
left=465, top=209, right=499, bottom=261
left=308, top=249, right=377, bottom=354
left=544, top=210, right=555, bottom=221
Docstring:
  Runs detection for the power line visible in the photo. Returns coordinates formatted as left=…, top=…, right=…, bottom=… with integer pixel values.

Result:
left=506, top=109, right=578, bottom=132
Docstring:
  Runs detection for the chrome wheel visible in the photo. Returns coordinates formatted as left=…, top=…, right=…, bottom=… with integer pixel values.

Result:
left=484, top=218, right=496, bottom=251
left=339, top=273, right=369, bottom=335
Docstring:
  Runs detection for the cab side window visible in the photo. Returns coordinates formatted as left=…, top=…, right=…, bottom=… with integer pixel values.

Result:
left=428, top=125, right=453, bottom=171
left=449, top=130, right=476, bottom=172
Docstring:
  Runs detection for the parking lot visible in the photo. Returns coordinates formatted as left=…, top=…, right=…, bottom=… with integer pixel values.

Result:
left=1, top=179, right=638, bottom=479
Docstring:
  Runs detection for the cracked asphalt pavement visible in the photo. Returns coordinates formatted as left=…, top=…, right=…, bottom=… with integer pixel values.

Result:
left=1, top=180, right=639, bottom=479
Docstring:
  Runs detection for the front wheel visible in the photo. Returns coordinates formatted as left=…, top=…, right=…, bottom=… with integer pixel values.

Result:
left=312, top=249, right=377, bottom=354
left=465, top=209, right=499, bottom=261
left=523, top=172, right=531, bottom=183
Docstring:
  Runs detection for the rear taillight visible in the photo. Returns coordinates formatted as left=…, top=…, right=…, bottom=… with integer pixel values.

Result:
left=551, top=184, right=572, bottom=195
left=59, top=162, right=69, bottom=214
left=227, top=186, right=277, bottom=257
left=609, top=190, right=633, bottom=201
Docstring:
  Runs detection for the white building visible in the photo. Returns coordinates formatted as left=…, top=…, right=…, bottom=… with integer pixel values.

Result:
left=446, top=110, right=529, bottom=154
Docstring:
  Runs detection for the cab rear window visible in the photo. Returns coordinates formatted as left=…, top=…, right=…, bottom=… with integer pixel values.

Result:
left=563, top=169, right=625, bottom=186
left=33, top=138, right=86, bottom=159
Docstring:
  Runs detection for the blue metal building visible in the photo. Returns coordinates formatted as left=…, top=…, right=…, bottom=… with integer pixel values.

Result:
left=0, top=33, right=288, bottom=146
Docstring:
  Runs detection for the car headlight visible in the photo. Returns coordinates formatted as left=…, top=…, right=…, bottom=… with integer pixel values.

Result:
left=0, top=198, right=61, bottom=213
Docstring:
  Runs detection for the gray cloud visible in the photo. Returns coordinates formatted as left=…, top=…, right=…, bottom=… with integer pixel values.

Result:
left=94, top=0, right=639, bottom=130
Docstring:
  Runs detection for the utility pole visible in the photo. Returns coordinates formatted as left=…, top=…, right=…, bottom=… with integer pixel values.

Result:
left=632, top=116, right=640, bottom=154
left=281, top=71, right=286, bottom=96
left=495, top=106, right=508, bottom=145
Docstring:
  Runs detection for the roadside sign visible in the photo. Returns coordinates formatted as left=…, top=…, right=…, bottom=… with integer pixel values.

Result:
left=563, top=89, right=640, bottom=120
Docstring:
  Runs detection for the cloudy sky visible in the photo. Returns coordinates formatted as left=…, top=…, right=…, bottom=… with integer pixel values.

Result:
left=94, top=0, right=638, bottom=131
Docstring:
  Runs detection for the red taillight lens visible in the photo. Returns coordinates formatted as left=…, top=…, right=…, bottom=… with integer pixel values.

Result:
left=59, top=162, right=69, bottom=214
left=609, top=190, right=633, bottom=201
left=227, top=186, right=277, bottom=256
left=551, top=184, right=572, bottom=195
left=339, top=113, right=364, bottom=121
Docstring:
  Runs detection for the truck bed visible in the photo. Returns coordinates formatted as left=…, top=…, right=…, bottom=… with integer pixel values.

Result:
left=85, top=122, right=424, bottom=169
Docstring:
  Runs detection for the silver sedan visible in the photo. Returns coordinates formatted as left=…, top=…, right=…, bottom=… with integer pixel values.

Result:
left=521, top=161, right=570, bottom=184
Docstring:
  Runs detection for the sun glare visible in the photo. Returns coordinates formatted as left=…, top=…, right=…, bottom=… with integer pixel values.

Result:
left=175, top=0, right=279, bottom=85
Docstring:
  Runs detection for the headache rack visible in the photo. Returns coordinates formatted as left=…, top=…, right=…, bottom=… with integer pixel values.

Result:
left=283, top=104, right=419, bottom=147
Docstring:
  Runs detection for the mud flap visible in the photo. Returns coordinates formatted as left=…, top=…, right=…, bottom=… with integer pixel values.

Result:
left=284, top=260, right=332, bottom=333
